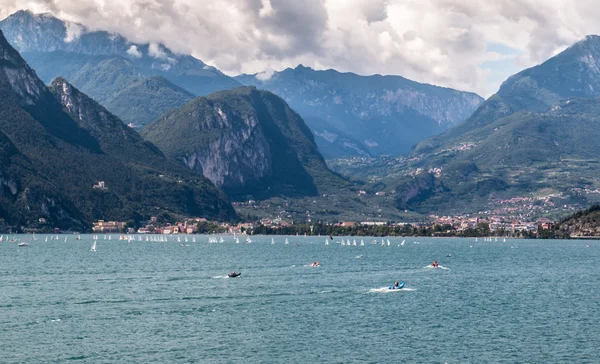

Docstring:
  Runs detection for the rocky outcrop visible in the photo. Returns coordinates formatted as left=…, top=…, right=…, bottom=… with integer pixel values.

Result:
left=142, top=87, right=349, bottom=198
left=0, top=30, right=236, bottom=230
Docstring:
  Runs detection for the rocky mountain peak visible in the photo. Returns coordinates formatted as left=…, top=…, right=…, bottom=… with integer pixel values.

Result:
left=0, top=29, right=47, bottom=105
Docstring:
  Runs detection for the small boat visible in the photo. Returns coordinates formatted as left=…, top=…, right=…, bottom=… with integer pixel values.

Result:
left=388, top=282, right=405, bottom=290
left=18, top=242, right=29, bottom=247
left=91, top=240, right=97, bottom=252
left=228, top=272, right=242, bottom=278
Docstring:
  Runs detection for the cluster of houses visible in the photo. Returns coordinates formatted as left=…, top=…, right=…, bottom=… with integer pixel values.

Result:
left=432, top=215, right=550, bottom=233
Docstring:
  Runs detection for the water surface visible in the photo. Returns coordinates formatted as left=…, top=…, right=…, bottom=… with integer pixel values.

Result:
left=1, top=235, right=598, bottom=363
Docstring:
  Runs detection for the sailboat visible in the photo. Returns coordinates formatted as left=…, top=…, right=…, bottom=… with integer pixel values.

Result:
left=401, top=239, right=405, bottom=246
left=360, top=239, right=364, bottom=246
left=235, top=237, right=240, bottom=244
left=91, top=240, right=97, bottom=252
left=45, top=236, right=48, bottom=242
left=219, top=237, right=224, bottom=243
left=192, top=237, right=196, bottom=243
left=325, top=239, right=329, bottom=245
left=271, top=238, right=275, bottom=245
left=246, top=236, right=252, bottom=243
left=64, top=236, right=67, bottom=242
left=387, top=239, right=391, bottom=246
left=285, top=238, right=289, bottom=245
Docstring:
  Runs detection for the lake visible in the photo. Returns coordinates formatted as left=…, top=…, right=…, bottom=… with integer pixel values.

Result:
left=1, top=235, right=598, bottom=363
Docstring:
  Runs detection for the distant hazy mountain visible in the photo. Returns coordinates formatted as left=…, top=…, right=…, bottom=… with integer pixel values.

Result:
left=415, top=35, right=600, bottom=154
left=236, top=65, right=483, bottom=158
left=20, top=51, right=195, bottom=127
left=0, top=10, right=241, bottom=95
left=392, top=36, right=600, bottom=214
left=142, top=87, right=349, bottom=199
left=0, top=30, right=235, bottom=230
left=0, top=10, right=239, bottom=128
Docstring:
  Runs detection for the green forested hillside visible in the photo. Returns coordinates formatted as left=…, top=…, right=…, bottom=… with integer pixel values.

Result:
left=21, top=51, right=194, bottom=127
left=0, top=31, right=235, bottom=231
left=378, top=36, right=600, bottom=216
left=142, top=87, right=350, bottom=199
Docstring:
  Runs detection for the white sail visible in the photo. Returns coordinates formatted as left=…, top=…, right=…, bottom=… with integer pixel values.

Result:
left=360, top=239, right=364, bottom=246
left=401, top=239, right=405, bottom=246
left=285, top=238, right=289, bottom=245
left=272, top=238, right=275, bottom=244
left=91, top=240, right=97, bottom=252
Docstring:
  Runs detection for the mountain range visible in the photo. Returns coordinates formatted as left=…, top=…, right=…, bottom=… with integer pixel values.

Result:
left=388, top=35, right=600, bottom=215
left=236, top=66, right=484, bottom=158
left=0, top=29, right=235, bottom=230
left=1, top=10, right=483, bottom=157
left=142, top=87, right=350, bottom=199
left=0, top=10, right=237, bottom=127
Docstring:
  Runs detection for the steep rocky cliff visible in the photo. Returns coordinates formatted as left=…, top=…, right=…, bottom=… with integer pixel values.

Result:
left=142, top=87, right=349, bottom=198
left=236, top=65, right=483, bottom=158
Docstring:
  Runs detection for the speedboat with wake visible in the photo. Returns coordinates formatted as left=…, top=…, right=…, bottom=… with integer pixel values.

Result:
left=228, top=271, right=242, bottom=278
left=389, top=281, right=405, bottom=290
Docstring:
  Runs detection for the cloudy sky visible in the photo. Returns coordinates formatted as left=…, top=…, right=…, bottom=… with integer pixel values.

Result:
left=1, top=0, right=599, bottom=97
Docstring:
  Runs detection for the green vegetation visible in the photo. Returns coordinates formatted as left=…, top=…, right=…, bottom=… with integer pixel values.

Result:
left=329, top=36, right=600, bottom=218
left=248, top=221, right=514, bottom=238
left=540, top=205, right=600, bottom=238
left=236, top=65, right=483, bottom=158
left=142, top=86, right=350, bottom=199
left=196, top=220, right=227, bottom=234
left=21, top=51, right=194, bottom=127
left=0, top=32, right=236, bottom=231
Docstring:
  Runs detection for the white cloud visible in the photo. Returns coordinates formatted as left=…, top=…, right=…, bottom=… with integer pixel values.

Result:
left=64, top=21, right=84, bottom=42
left=3, top=0, right=600, bottom=96
left=256, top=68, right=275, bottom=81
left=126, top=45, right=142, bottom=58
left=148, top=42, right=167, bottom=59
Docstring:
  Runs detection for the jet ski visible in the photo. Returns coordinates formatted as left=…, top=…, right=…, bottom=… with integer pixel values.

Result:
left=228, top=272, right=241, bottom=278
left=388, top=282, right=405, bottom=290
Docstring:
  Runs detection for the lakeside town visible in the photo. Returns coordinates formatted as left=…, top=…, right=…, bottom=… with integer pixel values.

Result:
left=80, top=214, right=556, bottom=238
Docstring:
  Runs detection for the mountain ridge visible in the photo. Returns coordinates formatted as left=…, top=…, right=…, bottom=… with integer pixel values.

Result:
left=0, top=29, right=236, bottom=230
left=236, top=65, right=484, bottom=158
left=142, top=86, right=350, bottom=199
left=0, top=10, right=241, bottom=96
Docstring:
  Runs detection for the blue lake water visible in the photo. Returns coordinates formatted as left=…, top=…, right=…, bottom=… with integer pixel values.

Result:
left=1, top=235, right=599, bottom=363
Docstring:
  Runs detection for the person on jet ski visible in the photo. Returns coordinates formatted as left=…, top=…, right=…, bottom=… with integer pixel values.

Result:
left=393, top=281, right=400, bottom=288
